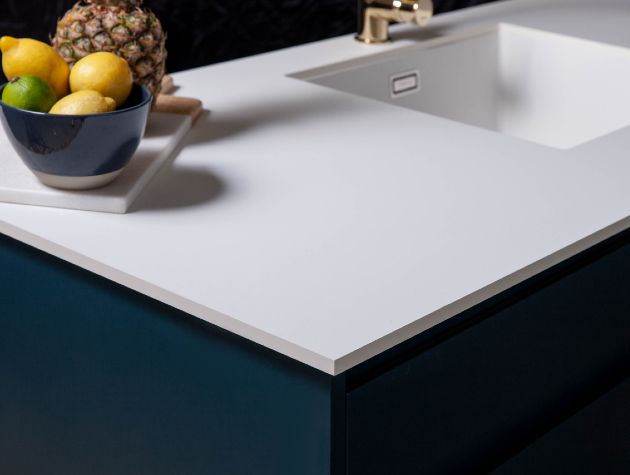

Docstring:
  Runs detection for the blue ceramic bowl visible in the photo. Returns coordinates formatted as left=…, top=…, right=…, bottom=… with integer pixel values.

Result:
left=0, top=83, right=152, bottom=190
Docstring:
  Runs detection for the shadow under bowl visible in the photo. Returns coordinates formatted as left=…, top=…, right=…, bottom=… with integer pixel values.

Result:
left=0, top=83, right=152, bottom=190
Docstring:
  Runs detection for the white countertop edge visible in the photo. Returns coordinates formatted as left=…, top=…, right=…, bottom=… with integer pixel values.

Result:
left=0, top=219, right=336, bottom=375
left=3, top=213, right=629, bottom=376
left=332, top=215, right=630, bottom=375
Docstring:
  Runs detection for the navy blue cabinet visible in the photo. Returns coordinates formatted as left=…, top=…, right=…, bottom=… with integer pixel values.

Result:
left=346, top=240, right=630, bottom=474
left=490, top=374, right=630, bottom=475
left=2, top=226, right=630, bottom=475
left=0, top=234, right=337, bottom=475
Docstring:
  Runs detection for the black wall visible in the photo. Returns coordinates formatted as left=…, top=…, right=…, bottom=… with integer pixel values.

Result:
left=1, top=0, right=494, bottom=81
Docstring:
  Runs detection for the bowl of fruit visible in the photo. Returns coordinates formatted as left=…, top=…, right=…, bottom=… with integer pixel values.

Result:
left=0, top=35, right=154, bottom=190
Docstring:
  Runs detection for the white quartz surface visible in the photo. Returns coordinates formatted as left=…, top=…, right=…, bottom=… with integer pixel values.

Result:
left=2, top=0, right=630, bottom=374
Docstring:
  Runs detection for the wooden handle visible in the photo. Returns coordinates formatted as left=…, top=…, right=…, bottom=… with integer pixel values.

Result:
left=153, top=94, right=203, bottom=125
left=160, top=75, right=174, bottom=95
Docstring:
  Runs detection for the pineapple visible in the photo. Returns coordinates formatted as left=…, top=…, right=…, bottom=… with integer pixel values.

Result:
left=51, top=0, right=167, bottom=103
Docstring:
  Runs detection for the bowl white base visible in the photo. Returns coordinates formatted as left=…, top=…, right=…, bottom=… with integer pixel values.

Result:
left=32, top=169, right=123, bottom=191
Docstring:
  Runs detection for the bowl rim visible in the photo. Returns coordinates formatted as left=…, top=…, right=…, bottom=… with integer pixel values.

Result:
left=0, top=82, right=153, bottom=118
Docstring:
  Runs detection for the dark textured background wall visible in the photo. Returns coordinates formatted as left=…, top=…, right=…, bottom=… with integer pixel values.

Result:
left=1, top=0, right=495, bottom=81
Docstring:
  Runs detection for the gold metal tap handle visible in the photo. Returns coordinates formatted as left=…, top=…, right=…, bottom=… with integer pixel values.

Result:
left=356, top=0, right=433, bottom=44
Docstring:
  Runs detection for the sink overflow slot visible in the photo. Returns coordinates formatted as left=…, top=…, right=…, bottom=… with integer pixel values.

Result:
left=390, top=70, right=420, bottom=98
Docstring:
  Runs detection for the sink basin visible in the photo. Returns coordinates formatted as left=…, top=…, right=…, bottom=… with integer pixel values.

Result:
left=292, top=24, right=630, bottom=150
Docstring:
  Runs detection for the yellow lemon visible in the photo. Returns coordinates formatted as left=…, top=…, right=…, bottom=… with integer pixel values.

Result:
left=49, top=90, right=116, bottom=115
left=0, top=37, right=70, bottom=99
left=70, top=52, right=133, bottom=108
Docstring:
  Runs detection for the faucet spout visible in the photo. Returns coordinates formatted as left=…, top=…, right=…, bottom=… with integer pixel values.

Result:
left=356, top=0, right=433, bottom=44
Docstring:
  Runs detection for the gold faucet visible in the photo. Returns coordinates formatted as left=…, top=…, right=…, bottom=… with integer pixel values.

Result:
left=356, top=0, right=434, bottom=44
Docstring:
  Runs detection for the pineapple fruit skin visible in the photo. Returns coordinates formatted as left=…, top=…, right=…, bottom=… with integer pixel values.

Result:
left=51, top=0, right=167, bottom=103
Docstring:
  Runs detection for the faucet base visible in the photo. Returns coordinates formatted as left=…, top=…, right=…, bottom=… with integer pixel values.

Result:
left=355, top=35, right=391, bottom=44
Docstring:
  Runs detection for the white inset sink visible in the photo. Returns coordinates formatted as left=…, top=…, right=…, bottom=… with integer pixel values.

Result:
left=292, top=24, right=630, bottom=150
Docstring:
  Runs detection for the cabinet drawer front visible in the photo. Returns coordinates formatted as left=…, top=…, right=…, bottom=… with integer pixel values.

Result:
left=490, top=374, right=630, bottom=475
left=347, top=243, right=630, bottom=475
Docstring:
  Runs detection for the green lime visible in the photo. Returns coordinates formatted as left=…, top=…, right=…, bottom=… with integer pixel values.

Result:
left=1, top=75, right=58, bottom=113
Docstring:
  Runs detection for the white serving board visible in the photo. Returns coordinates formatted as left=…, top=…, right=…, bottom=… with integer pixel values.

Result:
left=0, top=111, right=191, bottom=214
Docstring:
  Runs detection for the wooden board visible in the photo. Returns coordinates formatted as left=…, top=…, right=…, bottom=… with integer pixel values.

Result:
left=161, top=75, right=174, bottom=94
left=153, top=94, right=203, bottom=124
left=153, top=75, right=203, bottom=124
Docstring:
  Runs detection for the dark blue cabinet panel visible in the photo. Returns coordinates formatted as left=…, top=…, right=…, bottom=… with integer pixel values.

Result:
left=346, top=238, right=630, bottom=475
left=4, top=225, right=630, bottom=475
left=490, top=375, right=630, bottom=475
left=0, top=233, right=335, bottom=475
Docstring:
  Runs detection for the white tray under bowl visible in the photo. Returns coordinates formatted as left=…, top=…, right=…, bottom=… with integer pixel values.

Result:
left=0, top=111, right=191, bottom=214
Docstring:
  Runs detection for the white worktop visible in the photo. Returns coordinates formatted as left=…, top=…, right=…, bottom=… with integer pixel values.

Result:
left=3, top=0, right=630, bottom=375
